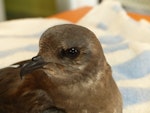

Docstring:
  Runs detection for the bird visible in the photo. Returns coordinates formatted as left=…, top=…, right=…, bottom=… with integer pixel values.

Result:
left=0, top=24, right=122, bottom=113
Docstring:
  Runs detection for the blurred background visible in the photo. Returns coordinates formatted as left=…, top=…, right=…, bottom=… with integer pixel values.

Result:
left=0, top=0, right=150, bottom=21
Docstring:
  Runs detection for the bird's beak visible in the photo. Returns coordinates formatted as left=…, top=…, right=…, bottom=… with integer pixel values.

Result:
left=20, top=55, right=47, bottom=79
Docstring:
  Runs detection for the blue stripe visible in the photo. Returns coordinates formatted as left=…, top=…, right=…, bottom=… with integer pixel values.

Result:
left=113, top=51, right=150, bottom=80
left=97, top=22, right=108, bottom=30
left=99, top=35, right=124, bottom=45
left=0, top=45, right=38, bottom=58
left=120, top=87, right=150, bottom=108
left=103, top=43, right=128, bottom=53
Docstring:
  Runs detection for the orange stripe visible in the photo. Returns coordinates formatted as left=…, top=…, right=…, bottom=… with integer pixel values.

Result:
left=50, top=7, right=92, bottom=23
left=50, top=7, right=150, bottom=22
left=128, top=12, right=150, bottom=21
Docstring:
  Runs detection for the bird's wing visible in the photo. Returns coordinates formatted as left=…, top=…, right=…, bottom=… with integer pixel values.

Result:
left=0, top=60, right=65, bottom=113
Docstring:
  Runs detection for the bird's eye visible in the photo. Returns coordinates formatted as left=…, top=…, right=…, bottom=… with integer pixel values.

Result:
left=60, top=47, right=80, bottom=59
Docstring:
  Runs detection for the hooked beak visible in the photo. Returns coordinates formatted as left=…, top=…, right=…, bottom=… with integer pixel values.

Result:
left=20, top=55, right=47, bottom=79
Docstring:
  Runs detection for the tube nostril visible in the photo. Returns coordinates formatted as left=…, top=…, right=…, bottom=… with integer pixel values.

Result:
left=32, top=56, right=41, bottom=61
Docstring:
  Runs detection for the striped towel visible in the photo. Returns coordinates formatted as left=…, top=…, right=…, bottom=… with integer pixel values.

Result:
left=0, top=18, right=70, bottom=68
left=78, top=1, right=150, bottom=113
left=0, top=1, right=150, bottom=113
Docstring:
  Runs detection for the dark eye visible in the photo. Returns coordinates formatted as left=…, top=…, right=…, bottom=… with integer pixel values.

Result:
left=60, top=47, right=80, bottom=59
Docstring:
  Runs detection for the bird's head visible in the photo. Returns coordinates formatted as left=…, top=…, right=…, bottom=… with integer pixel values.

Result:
left=20, top=24, right=107, bottom=83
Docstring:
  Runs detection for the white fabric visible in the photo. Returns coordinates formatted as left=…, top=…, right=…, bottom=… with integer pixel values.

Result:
left=0, top=1, right=150, bottom=113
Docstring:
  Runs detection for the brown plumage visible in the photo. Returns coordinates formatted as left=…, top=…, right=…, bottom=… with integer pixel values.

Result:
left=0, top=24, right=122, bottom=113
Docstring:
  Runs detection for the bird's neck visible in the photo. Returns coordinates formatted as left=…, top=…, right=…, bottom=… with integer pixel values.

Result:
left=49, top=61, right=110, bottom=89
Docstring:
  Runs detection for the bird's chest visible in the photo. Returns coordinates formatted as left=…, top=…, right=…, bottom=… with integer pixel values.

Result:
left=52, top=83, right=101, bottom=113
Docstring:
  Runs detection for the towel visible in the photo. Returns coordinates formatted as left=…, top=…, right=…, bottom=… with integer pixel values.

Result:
left=0, top=1, right=150, bottom=113
left=0, top=18, right=70, bottom=67
left=78, top=1, right=150, bottom=113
